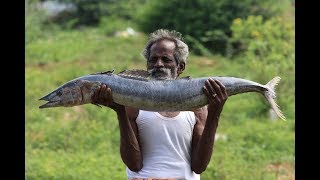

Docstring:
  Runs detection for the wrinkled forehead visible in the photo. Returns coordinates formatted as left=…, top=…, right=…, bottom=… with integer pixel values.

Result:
left=150, top=39, right=176, bottom=54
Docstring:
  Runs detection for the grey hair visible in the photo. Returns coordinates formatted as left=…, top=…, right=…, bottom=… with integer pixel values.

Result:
left=141, top=29, right=189, bottom=64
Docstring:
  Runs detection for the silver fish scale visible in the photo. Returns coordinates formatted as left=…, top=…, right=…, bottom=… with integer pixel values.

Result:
left=39, top=73, right=285, bottom=120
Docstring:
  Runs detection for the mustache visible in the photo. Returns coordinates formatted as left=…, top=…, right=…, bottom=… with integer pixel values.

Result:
left=148, top=67, right=169, bottom=74
left=148, top=68, right=172, bottom=79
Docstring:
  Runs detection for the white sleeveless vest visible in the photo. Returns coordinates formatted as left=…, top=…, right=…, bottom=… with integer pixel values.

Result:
left=126, top=110, right=200, bottom=180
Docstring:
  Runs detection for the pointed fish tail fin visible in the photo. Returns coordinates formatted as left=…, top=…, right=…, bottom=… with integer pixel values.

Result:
left=264, top=76, right=286, bottom=121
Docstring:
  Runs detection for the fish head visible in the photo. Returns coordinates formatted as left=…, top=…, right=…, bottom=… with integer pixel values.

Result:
left=39, top=79, right=101, bottom=108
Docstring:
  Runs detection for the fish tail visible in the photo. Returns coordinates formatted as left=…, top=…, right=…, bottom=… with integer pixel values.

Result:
left=264, top=76, right=286, bottom=121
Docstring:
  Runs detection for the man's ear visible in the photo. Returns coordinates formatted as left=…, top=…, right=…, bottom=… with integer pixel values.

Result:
left=177, top=62, right=185, bottom=75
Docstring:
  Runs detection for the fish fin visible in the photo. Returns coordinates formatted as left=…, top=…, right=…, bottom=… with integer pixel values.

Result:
left=179, top=76, right=191, bottom=80
left=264, top=76, right=286, bottom=121
left=91, top=103, right=102, bottom=108
left=266, top=76, right=281, bottom=90
left=90, top=69, right=115, bottom=75
left=117, top=69, right=150, bottom=81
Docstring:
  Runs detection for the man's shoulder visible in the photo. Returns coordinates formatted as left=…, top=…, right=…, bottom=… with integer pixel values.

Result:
left=191, top=106, right=208, bottom=114
left=125, top=107, right=140, bottom=120
left=191, top=106, right=208, bottom=124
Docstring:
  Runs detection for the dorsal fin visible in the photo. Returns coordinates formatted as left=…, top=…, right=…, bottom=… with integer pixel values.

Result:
left=117, top=69, right=150, bottom=80
left=90, top=69, right=115, bottom=75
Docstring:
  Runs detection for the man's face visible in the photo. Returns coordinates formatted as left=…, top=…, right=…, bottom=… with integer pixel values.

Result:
left=147, top=39, right=179, bottom=80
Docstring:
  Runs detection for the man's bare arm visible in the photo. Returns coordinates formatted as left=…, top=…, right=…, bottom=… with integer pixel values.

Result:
left=92, top=85, right=143, bottom=172
left=191, top=79, right=228, bottom=174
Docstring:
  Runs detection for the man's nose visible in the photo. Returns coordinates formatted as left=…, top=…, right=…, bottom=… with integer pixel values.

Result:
left=154, top=59, right=164, bottom=67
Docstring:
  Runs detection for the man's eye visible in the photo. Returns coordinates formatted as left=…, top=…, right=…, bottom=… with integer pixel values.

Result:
left=164, top=58, right=172, bottom=62
left=149, top=58, right=156, bottom=63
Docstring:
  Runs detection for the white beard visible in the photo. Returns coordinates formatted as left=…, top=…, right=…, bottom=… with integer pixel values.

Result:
left=148, top=67, right=178, bottom=80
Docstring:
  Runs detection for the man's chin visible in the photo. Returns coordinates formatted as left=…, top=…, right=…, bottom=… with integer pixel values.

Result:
left=151, top=76, right=169, bottom=80
left=149, top=69, right=176, bottom=80
left=151, top=74, right=173, bottom=80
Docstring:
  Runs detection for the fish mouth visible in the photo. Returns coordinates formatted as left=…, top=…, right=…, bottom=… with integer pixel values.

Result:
left=39, top=100, right=61, bottom=108
left=38, top=93, right=61, bottom=108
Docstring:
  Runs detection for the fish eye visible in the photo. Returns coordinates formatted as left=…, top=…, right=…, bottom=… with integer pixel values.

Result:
left=56, top=91, right=62, bottom=96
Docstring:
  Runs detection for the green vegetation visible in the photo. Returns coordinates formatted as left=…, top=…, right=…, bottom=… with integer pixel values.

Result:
left=135, top=0, right=292, bottom=56
left=26, top=0, right=294, bottom=179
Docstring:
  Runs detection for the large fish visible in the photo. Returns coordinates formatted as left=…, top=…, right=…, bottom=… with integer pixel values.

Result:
left=39, top=69, right=285, bottom=120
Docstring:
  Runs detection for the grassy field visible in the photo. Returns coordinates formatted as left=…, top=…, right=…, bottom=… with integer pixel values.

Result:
left=26, top=27, right=294, bottom=179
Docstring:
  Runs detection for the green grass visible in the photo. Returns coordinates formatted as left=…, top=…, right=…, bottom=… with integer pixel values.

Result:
left=26, top=27, right=294, bottom=179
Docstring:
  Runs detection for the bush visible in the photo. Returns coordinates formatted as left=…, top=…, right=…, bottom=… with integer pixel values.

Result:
left=135, top=0, right=291, bottom=56
left=26, top=0, right=62, bottom=44
left=42, top=0, right=147, bottom=29
left=230, top=15, right=294, bottom=64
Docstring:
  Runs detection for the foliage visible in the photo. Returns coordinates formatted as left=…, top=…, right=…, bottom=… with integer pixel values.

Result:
left=230, top=15, right=294, bottom=64
left=135, top=0, right=292, bottom=56
left=98, top=0, right=148, bottom=20
left=25, top=0, right=61, bottom=44
left=98, top=16, right=138, bottom=36
left=42, top=0, right=102, bottom=28
left=45, top=0, right=147, bottom=29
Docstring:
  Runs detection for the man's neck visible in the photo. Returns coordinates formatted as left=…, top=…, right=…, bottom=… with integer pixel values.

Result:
left=158, top=111, right=180, bottom=118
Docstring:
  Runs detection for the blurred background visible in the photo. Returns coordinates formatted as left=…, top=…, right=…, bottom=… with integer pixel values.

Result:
left=26, top=0, right=295, bottom=179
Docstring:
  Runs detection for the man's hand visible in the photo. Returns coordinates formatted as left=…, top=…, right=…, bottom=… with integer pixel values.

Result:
left=202, top=78, right=228, bottom=115
left=191, top=78, right=228, bottom=173
left=91, top=84, right=124, bottom=111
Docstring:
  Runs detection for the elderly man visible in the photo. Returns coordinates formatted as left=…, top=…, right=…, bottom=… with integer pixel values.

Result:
left=92, top=29, right=228, bottom=180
